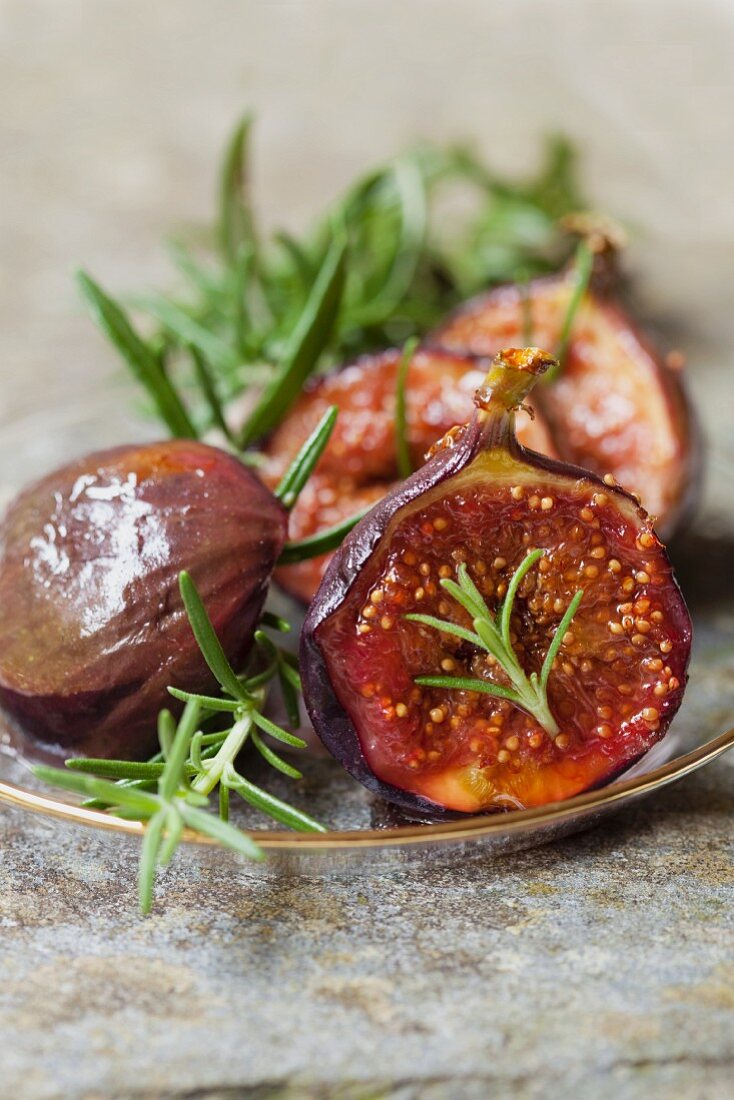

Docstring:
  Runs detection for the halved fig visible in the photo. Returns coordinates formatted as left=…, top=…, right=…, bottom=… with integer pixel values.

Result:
left=431, top=270, right=698, bottom=536
left=0, top=441, right=286, bottom=759
left=261, top=347, right=556, bottom=603
left=301, top=348, right=691, bottom=816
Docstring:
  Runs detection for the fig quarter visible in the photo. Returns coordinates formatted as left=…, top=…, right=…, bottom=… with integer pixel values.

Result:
left=301, top=348, right=692, bottom=817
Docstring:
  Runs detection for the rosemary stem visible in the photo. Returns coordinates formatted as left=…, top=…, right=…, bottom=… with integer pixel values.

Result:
left=191, top=710, right=254, bottom=796
left=410, top=551, right=579, bottom=740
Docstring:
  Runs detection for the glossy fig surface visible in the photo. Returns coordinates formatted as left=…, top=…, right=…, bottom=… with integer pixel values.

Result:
left=262, top=347, right=556, bottom=602
left=432, top=272, right=698, bottom=536
left=0, top=441, right=287, bottom=759
left=302, top=348, right=691, bottom=817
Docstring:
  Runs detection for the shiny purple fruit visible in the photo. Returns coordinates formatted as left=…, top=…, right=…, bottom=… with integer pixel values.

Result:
left=0, top=441, right=287, bottom=759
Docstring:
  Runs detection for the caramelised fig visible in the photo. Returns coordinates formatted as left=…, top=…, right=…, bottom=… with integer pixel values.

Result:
left=431, top=269, right=698, bottom=537
left=261, top=347, right=556, bottom=603
left=0, top=441, right=287, bottom=759
left=301, top=348, right=691, bottom=816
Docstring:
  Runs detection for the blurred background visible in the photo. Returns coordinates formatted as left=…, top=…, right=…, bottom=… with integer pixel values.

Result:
left=1, top=0, right=733, bottom=504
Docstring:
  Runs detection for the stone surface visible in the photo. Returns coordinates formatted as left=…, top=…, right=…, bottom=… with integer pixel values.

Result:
left=1, top=3, right=734, bottom=1098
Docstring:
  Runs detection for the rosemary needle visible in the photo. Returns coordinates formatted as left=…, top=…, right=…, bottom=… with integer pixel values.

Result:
left=278, top=507, right=370, bottom=563
left=551, top=239, right=594, bottom=377
left=36, top=571, right=324, bottom=914
left=407, top=550, right=584, bottom=739
left=274, top=404, right=339, bottom=509
left=238, top=231, right=347, bottom=447
left=76, top=271, right=197, bottom=440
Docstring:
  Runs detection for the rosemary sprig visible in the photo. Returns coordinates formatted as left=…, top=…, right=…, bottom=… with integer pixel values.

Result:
left=34, top=699, right=266, bottom=914
left=82, top=119, right=587, bottom=445
left=34, top=571, right=325, bottom=914
left=218, top=113, right=257, bottom=265
left=406, top=550, right=584, bottom=738
left=76, top=271, right=197, bottom=439
left=238, top=230, right=347, bottom=447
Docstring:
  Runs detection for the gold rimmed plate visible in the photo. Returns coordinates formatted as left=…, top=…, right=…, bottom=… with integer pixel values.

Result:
left=1, top=435, right=734, bottom=864
left=1, top=720, right=733, bottom=861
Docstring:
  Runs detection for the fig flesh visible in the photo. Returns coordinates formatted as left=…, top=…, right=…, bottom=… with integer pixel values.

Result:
left=0, top=441, right=287, bottom=759
left=301, top=348, right=691, bottom=816
left=262, top=347, right=556, bottom=603
left=431, top=272, right=698, bottom=537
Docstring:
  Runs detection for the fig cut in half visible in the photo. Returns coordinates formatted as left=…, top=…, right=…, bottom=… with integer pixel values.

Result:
left=301, top=348, right=692, bottom=817
left=261, top=347, right=556, bottom=603
left=0, top=441, right=287, bottom=759
left=431, top=270, right=699, bottom=538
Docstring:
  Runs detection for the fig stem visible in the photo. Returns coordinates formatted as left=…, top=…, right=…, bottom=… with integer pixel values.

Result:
left=408, top=550, right=585, bottom=740
left=474, top=347, right=557, bottom=419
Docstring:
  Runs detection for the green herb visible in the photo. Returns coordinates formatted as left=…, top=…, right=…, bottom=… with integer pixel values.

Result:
left=274, top=404, right=339, bottom=509
left=35, top=572, right=324, bottom=914
left=189, top=344, right=236, bottom=444
left=218, top=113, right=257, bottom=265
left=34, top=699, right=266, bottom=914
left=551, top=239, right=594, bottom=377
left=278, top=507, right=370, bottom=564
left=345, top=157, right=428, bottom=330
left=76, top=271, right=197, bottom=439
left=137, top=294, right=241, bottom=375
left=238, top=231, right=347, bottom=447
left=446, top=135, right=584, bottom=294
left=394, top=336, right=419, bottom=480
left=406, top=550, right=584, bottom=738
left=81, top=119, right=587, bottom=442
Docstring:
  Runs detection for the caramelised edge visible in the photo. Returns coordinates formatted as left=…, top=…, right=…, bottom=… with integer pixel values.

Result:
left=428, top=274, right=702, bottom=538
left=300, top=415, right=684, bottom=820
left=263, top=346, right=555, bottom=604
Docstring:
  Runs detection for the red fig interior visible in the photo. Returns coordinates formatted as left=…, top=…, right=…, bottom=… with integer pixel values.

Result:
left=303, top=349, right=692, bottom=815
left=432, top=273, right=695, bottom=535
left=262, top=347, right=555, bottom=602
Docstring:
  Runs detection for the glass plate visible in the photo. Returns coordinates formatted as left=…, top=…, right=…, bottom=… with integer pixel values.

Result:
left=2, top=569, right=734, bottom=862
left=1, top=417, right=734, bottom=863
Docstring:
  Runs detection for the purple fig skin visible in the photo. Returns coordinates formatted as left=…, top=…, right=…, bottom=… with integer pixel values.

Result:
left=0, top=440, right=287, bottom=760
left=300, top=349, right=691, bottom=819
left=301, top=428, right=475, bottom=820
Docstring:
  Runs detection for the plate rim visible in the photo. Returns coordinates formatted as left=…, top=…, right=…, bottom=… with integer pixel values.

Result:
left=1, top=725, right=732, bottom=850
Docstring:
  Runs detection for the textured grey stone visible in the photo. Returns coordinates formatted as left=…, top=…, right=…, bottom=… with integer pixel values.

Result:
left=1, top=3, right=734, bottom=1099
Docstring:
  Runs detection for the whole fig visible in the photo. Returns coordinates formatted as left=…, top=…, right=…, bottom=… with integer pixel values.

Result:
left=0, top=441, right=286, bottom=759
